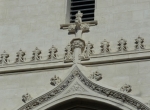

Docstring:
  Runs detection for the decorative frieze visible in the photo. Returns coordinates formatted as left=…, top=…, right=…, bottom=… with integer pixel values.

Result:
left=100, top=39, right=110, bottom=54
left=16, top=49, right=26, bottom=63
left=89, top=71, right=102, bottom=81
left=118, top=38, right=127, bottom=52
left=22, top=93, right=32, bottom=103
left=0, top=37, right=150, bottom=66
left=135, top=36, right=145, bottom=50
left=83, top=41, right=94, bottom=59
left=50, top=75, right=62, bottom=86
left=48, top=45, right=58, bottom=60
left=64, top=43, right=73, bottom=62
left=0, top=50, right=9, bottom=65
left=120, top=84, right=132, bottom=93
left=32, top=47, right=42, bottom=61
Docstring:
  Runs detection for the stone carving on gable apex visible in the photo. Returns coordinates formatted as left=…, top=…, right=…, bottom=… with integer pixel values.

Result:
left=89, top=71, right=102, bottom=81
left=48, top=45, right=58, bottom=60
left=64, top=43, right=73, bottom=63
left=118, top=38, right=128, bottom=52
left=0, top=50, right=9, bottom=65
left=22, top=93, right=32, bottom=103
left=32, top=47, right=42, bottom=61
left=16, top=49, right=26, bottom=63
left=120, top=84, right=132, bottom=93
left=50, top=75, right=62, bottom=86
left=65, top=82, right=87, bottom=94
left=135, top=36, right=145, bottom=50
left=100, top=39, right=110, bottom=54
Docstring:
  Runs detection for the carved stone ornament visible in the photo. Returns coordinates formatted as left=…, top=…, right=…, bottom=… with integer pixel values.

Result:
left=18, top=66, right=149, bottom=110
left=50, top=75, right=62, bottom=86
left=68, top=24, right=76, bottom=33
left=120, top=84, right=132, bottom=93
left=83, top=41, right=94, bottom=59
left=22, top=93, right=32, bottom=103
left=118, top=38, right=127, bottom=52
left=64, top=43, right=73, bottom=62
left=89, top=71, right=102, bottom=81
left=0, top=50, right=9, bottom=65
left=32, top=47, right=42, bottom=61
left=75, top=10, right=83, bottom=23
left=48, top=45, right=58, bottom=60
left=135, top=36, right=145, bottom=50
left=65, top=82, right=87, bottom=94
left=70, top=38, right=85, bottom=52
left=100, top=39, right=110, bottom=54
left=68, top=11, right=89, bottom=33
left=16, top=49, right=25, bottom=63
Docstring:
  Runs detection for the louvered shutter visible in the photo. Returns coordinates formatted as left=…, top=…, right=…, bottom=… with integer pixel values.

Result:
left=70, top=0, right=95, bottom=23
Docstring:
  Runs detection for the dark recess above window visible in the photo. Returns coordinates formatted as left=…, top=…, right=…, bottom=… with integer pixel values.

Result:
left=70, top=0, right=95, bottom=23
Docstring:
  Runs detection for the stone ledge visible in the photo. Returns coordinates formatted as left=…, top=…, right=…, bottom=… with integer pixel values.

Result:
left=0, top=62, right=73, bottom=75
left=1, top=49, right=150, bottom=74
left=81, top=49, right=150, bottom=65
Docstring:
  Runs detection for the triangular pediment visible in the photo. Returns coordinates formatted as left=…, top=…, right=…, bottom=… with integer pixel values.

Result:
left=18, top=64, right=150, bottom=110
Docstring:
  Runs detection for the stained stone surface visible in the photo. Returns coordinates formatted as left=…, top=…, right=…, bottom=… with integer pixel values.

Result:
left=0, top=0, right=150, bottom=110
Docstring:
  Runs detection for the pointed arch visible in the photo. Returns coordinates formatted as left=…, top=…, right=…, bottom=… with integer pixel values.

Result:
left=18, top=65, right=150, bottom=110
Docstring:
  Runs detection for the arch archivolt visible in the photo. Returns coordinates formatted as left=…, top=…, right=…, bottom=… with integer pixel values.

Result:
left=18, top=65, right=150, bottom=110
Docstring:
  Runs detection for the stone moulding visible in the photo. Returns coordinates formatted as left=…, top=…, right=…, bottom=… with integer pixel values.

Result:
left=60, top=20, right=98, bottom=30
left=18, top=66, right=149, bottom=110
left=0, top=49, right=150, bottom=74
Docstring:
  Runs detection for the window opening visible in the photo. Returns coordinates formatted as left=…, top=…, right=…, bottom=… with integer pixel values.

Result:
left=70, top=0, right=95, bottom=23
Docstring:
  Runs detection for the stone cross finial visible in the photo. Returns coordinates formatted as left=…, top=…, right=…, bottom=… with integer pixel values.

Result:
left=118, top=38, right=127, bottom=52
left=0, top=50, right=9, bottom=65
left=100, top=39, right=110, bottom=54
left=135, top=36, right=145, bottom=50
left=68, top=11, right=89, bottom=38
left=32, top=47, right=41, bottom=61
left=83, top=41, right=94, bottom=59
left=60, top=11, right=97, bottom=63
left=48, top=45, right=58, bottom=60
left=16, top=49, right=25, bottom=63
left=64, top=43, right=73, bottom=62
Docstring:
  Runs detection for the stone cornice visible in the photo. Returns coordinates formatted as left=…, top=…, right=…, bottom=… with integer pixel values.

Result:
left=81, top=49, right=150, bottom=65
left=0, top=49, right=150, bottom=74
left=0, top=61, right=73, bottom=75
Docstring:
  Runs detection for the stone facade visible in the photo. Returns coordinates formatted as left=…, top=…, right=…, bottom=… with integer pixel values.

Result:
left=0, top=0, right=150, bottom=110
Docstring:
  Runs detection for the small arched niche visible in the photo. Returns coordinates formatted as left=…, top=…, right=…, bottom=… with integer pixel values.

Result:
left=46, top=98, right=122, bottom=110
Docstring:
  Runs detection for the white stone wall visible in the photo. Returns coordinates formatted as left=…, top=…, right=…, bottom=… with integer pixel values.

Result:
left=0, top=0, right=150, bottom=110
left=0, top=68, right=69, bottom=110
